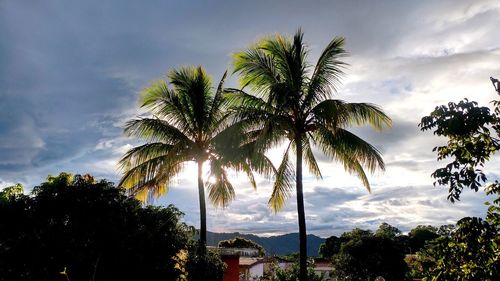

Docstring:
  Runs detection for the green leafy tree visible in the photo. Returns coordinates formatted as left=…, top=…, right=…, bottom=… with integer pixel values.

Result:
left=418, top=77, right=500, bottom=202
left=120, top=66, right=272, bottom=245
left=375, top=222, right=402, bottom=239
left=185, top=242, right=226, bottom=281
left=341, top=228, right=373, bottom=240
left=0, top=183, right=24, bottom=202
left=0, top=173, right=190, bottom=281
left=258, top=259, right=323, bottom=281
left=231, top=29, right=391, bottom=280
left=318, top=235, right=342, bottom=258
left=218, top=237, right=266, bottom=256
left=437, top=224, right=455, bottom=237
left=408, top=225, right=439, bottom=253
left=332, top=234, right=410, bottom=281
left=417, top=78, right=500, bottom=279
left=418, top=214, right=499, bottom=280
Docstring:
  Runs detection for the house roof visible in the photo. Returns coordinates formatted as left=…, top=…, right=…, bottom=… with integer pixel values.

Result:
left=239, top=257, right=264, bottom=268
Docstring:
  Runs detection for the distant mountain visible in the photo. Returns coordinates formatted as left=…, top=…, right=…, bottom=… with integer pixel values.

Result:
left=206, top=231, right=325, bottom=257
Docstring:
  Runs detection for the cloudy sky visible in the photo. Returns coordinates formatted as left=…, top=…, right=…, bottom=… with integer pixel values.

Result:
left=1, top=0, right=500, bottom=237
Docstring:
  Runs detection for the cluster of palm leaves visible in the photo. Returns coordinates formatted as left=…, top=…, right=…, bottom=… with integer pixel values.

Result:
left=119, top=29, right=391, bottom=280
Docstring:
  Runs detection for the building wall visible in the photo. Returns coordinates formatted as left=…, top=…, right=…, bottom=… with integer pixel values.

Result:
left=222, top=256, right=239, bottom=281
left=249, top=263, right=264, bottom=279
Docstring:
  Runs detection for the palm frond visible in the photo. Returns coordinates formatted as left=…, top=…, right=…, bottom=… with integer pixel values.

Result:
left=168, top=66, right=213, bottom=134
left=140, top=82, right=195, bottom=137
left=341, top=102, right=392, bottom=131
left=268, top=142, right=294, bottom=212
left=302, top=137, right=322, bottom=179
left=207, top=71, right=228, bottom=131
left=207, top=159, right=236, bottom=208
left=118, top=142, right=175, bottom=170
left=124, top=117, right=193, bottom=144
left=119, top=155, right=186, bottom=202
left=305, top=37, right=348, bottom=108
left=233, top=47, right=280, bottom=96
left=315, top=125, right=385, bottom=174
left=311, top=100, right=392, bottom=131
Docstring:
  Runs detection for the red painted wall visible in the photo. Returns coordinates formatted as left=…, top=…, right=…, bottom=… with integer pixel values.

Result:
left=222, top=256, right=239, bottom=281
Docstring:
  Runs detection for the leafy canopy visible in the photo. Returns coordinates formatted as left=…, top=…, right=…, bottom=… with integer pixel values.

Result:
left=331, top=228, right=410, bottom=281
left=417, top=79, right=500, bottom=280
left=0, top=173, right=190, bottom=281
left=419, top=98, right=500, bottom=201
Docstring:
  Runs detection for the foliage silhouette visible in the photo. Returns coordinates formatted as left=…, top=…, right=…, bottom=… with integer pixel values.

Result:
left=418, top=213, right=499, bottom=280
left=417, top=78, right=500, bottom=279
left=408, top=225, right=439, bottom=253
left=185, top=241, right=225, bottom=281
left=0, top=173, right=189, bottom=281
left=331, top=230, right=410, bottom=280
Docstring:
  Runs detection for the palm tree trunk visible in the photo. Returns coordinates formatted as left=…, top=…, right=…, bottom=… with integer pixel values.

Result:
left=198, top=161, right=207, bottom=245
left=295, top=138, right=307, bottom=281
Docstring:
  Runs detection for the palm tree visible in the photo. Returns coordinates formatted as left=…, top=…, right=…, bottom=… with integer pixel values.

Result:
left=119, top=66, right=271, bottom=245
left=231, top=30, right=392, bottom=280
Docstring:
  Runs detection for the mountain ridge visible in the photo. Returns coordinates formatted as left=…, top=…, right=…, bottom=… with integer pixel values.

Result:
left=206, top=231, right=325, bottom=257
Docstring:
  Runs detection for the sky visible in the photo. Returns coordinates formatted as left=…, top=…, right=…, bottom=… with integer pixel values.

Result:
left=1, top=0, right=500, bottom=237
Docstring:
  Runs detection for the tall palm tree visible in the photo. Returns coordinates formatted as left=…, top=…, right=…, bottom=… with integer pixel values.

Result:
left=231, top=30, right=392, bottom=280
left=119, top=66, right=271, bottom=245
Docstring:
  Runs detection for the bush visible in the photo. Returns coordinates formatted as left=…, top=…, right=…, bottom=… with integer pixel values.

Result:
left=258, top=259, right=323, bottom=281
left=332, top=235, right=410, bottom=281
left=185, top=242, right=226, bottom=281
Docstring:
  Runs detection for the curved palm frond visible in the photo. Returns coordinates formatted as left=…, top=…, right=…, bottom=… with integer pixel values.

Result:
left=169, top=66, right=213, bottom=134
left=140, top=80, right=196, bottom=136
left=311, top=100, right=392, bottom=131
left=340, top=102, right=392, bottom=130
left=305, top=36, right=348, bottom=108
left=314, top=126, right=384, bottom=191
left=207, top=70, right=229, bottom=133
left=233, top=47, right=280, bottom=95
left=119, top=140, right=194, bottom=186
left=119, top=142, right=175, bottom=170
left=240, top=142, right=276, bottom=180
left=119, top=154, right=186, bottom=201
left=124, top=117, right=193, bottom=145
left=315, top=125, right=385, bottom=174
left=207, top=159, right=235, bottom=208
left=302, top=137, right=322, bottom=179
left=268, top=142, right=294, bottom=212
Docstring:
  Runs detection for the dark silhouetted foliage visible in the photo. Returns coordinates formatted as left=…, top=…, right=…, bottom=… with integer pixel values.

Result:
left=418, top=215, right=499, bottom=280
left=318, top=235, right=342, bottom=258
left=332, top=234, right=410, bottom=281
left=408, top=225, right=439, bottom=253
left=185, top=242, right=225, bottom=281
left=258, top=259, right=323, bottom=281
left=416, top=79, right=500, bottom=280
left=0, top=173, right=189, bottom=281
left=419, top=97, right=500, bottom=201
left=375, top=222, right=402, bottom=239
